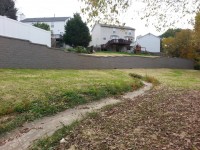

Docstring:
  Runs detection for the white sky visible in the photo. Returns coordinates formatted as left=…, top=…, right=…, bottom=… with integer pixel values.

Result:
left=15, top=0, right=193, bottom=37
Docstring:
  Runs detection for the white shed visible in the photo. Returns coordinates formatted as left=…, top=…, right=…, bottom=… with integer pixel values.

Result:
left=135, top=33, right=161, bottom=53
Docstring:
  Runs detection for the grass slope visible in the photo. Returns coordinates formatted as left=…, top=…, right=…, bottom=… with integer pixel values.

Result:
left=0, top=69, right=142, bottom=135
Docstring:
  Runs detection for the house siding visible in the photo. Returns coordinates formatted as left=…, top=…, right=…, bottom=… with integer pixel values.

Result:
left=90, top=24, right=101, bottom=47
left=25, top=21, right=67, bottom=36
left=136, top=34, right=161, bottom=53
left=91, top=23, right=135, bottom=47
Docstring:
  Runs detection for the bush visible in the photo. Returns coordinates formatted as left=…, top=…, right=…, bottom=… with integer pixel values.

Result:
left=66, top=46, right=88, bottom=53
left=75, top=46, right=88, bottom=53
left=67, top=48, right=76, bottom=52
left=194, top=57, right=200, bottom=70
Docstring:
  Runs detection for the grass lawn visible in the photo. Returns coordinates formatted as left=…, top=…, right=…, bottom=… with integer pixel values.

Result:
left=86, top=51, right=159, bottom=58
left=124, top=69, right=200, bottom=90
left=0, top=69, right=142, bottom=135
left=31, top=69, right=200, bottom=150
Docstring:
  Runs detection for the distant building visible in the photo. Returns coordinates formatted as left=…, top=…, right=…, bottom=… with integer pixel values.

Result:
left=90, top=23, right=135, bottom=51
left=133, top=33, right=161, bottom=53
left=21, top=17, right=70, bottom=47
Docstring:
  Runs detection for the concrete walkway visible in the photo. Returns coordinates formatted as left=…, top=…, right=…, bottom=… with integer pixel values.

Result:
left=0, top=82, right=152, bottom=150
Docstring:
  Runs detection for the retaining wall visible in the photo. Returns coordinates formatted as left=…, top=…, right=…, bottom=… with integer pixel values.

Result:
left=0, top=36, right=194, bottom=69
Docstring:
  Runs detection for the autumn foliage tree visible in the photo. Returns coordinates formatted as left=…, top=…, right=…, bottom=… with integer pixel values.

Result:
left=194, top=12, right=200, bottom=53
left=194, top=12, right=200, bottom=69
left=162, top=29, right=195, bottom=59
left=80, top=0, right=200, bottom=29
left=0, top=0, right=17, bottom=20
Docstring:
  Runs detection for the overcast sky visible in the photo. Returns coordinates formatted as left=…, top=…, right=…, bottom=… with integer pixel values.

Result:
left=15, top=0, right=193, bottom=37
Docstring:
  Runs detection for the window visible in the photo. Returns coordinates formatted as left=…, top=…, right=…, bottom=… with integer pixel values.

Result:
left=51, top=22, right=54, bottom=28
left=125, top=37, right=129, bottom=40
left=103, top=37, right=106, bottom=40
left=124, top=36, right=134, bottom=41
left=128, top=31, right=131, bottom=35
left=113, top=28, right=116, bottom=34
left=110, top=35, right=119, bottom=40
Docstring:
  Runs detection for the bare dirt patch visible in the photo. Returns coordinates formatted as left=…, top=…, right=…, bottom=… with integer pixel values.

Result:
left=57, top=86, right=200, bottom=150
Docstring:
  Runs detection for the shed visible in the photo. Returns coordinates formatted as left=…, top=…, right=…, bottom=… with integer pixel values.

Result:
left=134, top=33, right=161, bottom=53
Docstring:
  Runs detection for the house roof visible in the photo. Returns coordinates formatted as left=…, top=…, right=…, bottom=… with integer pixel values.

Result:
left=137, top=33, right=161, bottom=39
left=21, top=17, right=70, bottom=23
left=91, top=23, right=135, bottom=31
left=100, top=24, right=135, bottom=30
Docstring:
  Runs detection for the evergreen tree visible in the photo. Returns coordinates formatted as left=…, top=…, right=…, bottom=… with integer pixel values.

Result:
left=160, top=28, right=181, bottom=38
left=33, top=23, right=50, bottom=31
left=0, top=0, right=17, bottom=20
left=64, top=13, right=91, bottom=47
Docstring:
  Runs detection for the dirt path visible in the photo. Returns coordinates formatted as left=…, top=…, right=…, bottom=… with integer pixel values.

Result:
left=0, top=82, right=152, bottom=150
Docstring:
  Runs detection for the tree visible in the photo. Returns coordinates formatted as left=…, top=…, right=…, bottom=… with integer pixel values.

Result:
left=160, top=28, right=181, bottom=38
left=194, top=12, right=200, bottom=52
left=80, top=0, right=200, bottom=29
left=33, top=23, right=50, bottom=31
left=175, top=29, right=194, bottom=59
left=0, top=0, right=17, bottom=20
left=162, top=37, right=176, bottom=56
left=162, top=29, right=195, bottom=59
left=193, top=12, right=200, bottom=69
left=63, top=13, right=91, bottom=47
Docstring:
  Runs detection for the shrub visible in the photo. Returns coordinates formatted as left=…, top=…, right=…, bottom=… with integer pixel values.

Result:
left=194, top=57, right=200, bottom=70
left=129, top=73, right=160, bottom=86
left=67, top=48, right=76, bottom=52
left=129, top=73, right=143, bottom=79
left=75, top=46, right=88, bottom=53
left=143, top=75, right=160, bottom=85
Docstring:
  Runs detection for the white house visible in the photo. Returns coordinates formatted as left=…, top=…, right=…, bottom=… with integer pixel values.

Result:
left=134, top=33, right=161, bottom=53
left=0, top=16, right=51, bottom=47
left=21, top=17, right=70, bottom=43
left=90, top=23, right=135, bottom=51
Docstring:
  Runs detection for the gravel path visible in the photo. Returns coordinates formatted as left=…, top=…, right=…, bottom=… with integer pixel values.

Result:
left=0, top=82, right=152, bottom=150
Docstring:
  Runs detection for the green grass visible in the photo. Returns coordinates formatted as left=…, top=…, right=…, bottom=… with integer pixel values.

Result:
left=0, top=69, right=142, bottom=135
left=86, top=51, right=159, bottom=57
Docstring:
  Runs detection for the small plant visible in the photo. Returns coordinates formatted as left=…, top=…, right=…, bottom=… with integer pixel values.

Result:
left=129, top=73, right=143, bottom=79
left=129, top=73, right=160, bottom=86
left=143, top=75, right=160, bottom=85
